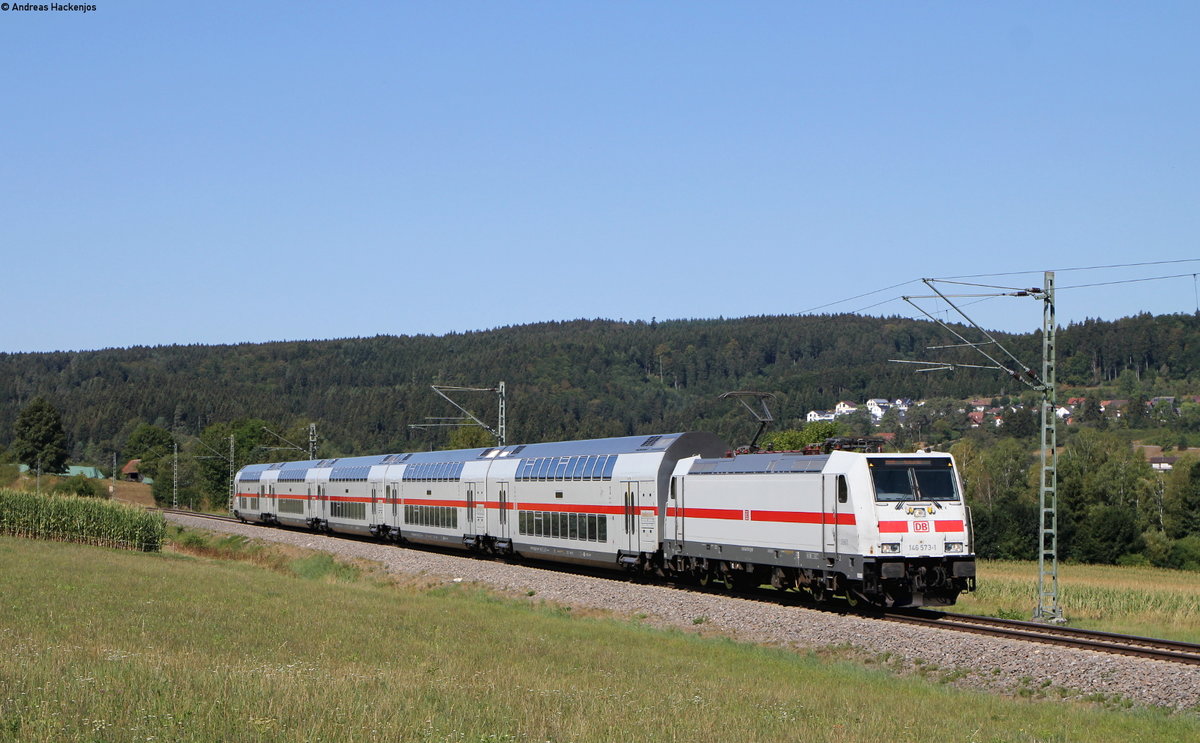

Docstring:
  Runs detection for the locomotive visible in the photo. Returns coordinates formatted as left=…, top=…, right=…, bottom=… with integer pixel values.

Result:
left=233, top=432, right=975, bottom=607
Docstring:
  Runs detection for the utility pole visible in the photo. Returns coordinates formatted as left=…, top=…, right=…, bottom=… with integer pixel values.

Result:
left=410, top=382, right=508, bottom=446
left=1034, top=272, right=1063, bottom=622
left=894, top=270, right=1063, bottom=622
left=172, top=441, right=179, bottom=509
left=195, top=435, right=236, bottom=513
left=261, top=425, right=312, bottom=460
left=497, top=381, right=506, bottom=447
left=229, top=433, right=236, bottom=513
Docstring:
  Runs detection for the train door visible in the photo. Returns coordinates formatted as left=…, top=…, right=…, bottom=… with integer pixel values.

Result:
left=496, top=481, right=510, bottom=540
left=822, top=474, right=839, bottom=560
left=670, top=476, right=684, bottom=544
left=637, top=482, right=656, bottom=551
left=465, top=482, right=482, bottom=537
left=622, top=481, right=638, bottom=552
left=388, top=482, right=398, bottom=532
left=370, top=482, right=381, bottom=527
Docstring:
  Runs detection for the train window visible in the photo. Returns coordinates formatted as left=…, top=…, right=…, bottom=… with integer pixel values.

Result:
left=559, top=513, right=568, bottom=536
left=568, top=513, right=578, bottom=539
left=601, top=456, right=617, bottom=480
left=587, top=515, right=597, bottom=541
left=914, top=468, right=958, bottom=500
left=555, top=490, right=563, bottom=499
left=871, top=462, right=959, bottom=502
left=598, top=516, right=607, bottom=542
left=837, top=476, right=848, bottom=504
left=553, top=457, right=569, bottom=479
left=535, top=458, right=550, bottom=480
left=871, top=467, right=914, bottom=501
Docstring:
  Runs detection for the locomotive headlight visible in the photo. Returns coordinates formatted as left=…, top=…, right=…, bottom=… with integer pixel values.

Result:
left=880, top=543, right=901, bottom=554
left=945, top=542, right=964, bottom=553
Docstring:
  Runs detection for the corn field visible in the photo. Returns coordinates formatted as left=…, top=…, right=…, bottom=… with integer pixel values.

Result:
left=0, top=489, right=165, bottom=552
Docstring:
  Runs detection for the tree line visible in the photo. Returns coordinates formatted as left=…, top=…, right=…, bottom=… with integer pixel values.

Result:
left=2, top=311, right=1200, bottom=568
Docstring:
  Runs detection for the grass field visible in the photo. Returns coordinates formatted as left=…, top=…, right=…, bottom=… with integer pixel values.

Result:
left=949, top=560, right=1200, bottom=643
left=0, top=535, right=1196, bottom=743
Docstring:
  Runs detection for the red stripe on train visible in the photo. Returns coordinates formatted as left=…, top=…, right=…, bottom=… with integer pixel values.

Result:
left=878, top=520, right=965, bottom=533
left=665, top=507, right=856, bottom=525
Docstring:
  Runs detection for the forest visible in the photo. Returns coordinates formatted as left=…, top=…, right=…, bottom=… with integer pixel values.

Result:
left=2, top=310, right=1199, bottom=569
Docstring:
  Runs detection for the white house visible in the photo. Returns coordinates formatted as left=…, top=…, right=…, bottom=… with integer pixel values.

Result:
left=806, top=410, right=836, bottom=423
left=834, top=401, right=858, bottom=416
left=865, top=398, right=892, bottom=420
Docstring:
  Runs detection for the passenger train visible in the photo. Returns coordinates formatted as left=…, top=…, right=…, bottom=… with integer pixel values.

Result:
left=233, top=432, right=976, bottom=607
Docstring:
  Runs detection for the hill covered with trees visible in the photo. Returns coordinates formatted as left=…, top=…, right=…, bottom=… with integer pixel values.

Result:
left=4, top=311, right=1200, bottom=570
left=3, top=311, right=1198, bottom=464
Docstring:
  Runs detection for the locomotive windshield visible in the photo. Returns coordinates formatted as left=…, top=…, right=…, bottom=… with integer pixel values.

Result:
left=868, top=458, right=959, bottom=502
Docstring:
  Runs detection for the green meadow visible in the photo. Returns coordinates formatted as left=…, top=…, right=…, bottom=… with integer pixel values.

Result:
left=0, top=531, right=1195, bottom=742
left=950, top=560, right=1200, bottom=643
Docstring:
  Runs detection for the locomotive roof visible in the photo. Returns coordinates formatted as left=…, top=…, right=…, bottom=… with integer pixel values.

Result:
left=688, top=451, right=831, bottom=475
left=237, top=431, right=727, bottom=479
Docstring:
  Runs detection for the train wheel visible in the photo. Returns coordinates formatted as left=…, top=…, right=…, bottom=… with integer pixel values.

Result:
left=810, top=582, right=828, bottom=603
left=770, top=567, right=790, bottom=591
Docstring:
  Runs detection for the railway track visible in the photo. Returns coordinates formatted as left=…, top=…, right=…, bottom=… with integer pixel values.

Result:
left=882, top=609, right=1200, bottom=666
left=160, top=508, right=1200, bottom=667
left=158, top=508, right=243, bottom=524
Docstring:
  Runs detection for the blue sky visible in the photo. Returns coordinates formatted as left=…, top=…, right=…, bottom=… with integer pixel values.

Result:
left=2, top=2, right=1197, bottom=353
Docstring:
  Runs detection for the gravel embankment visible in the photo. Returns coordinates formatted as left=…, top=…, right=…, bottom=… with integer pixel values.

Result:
left=168, top=514, right=1200, bottom=711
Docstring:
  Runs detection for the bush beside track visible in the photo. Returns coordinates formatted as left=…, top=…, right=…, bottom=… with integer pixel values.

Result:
left=0, top=489, right=165, bottom=552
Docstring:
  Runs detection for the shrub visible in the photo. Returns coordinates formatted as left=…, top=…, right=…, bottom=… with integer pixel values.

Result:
left=50, top=474, right=105, bottom=499
left=1167, top=535, right=1200, bottom=571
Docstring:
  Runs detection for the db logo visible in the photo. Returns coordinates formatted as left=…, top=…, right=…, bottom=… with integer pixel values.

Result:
left=913, top=521, right=930, bottom=533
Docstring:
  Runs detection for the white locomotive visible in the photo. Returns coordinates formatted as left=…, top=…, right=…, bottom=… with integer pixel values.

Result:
left=234, top=432, right=975, bottom=607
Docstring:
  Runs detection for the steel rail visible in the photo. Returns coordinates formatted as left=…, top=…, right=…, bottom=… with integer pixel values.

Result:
left=881, top=609, right=1200, bottom=666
